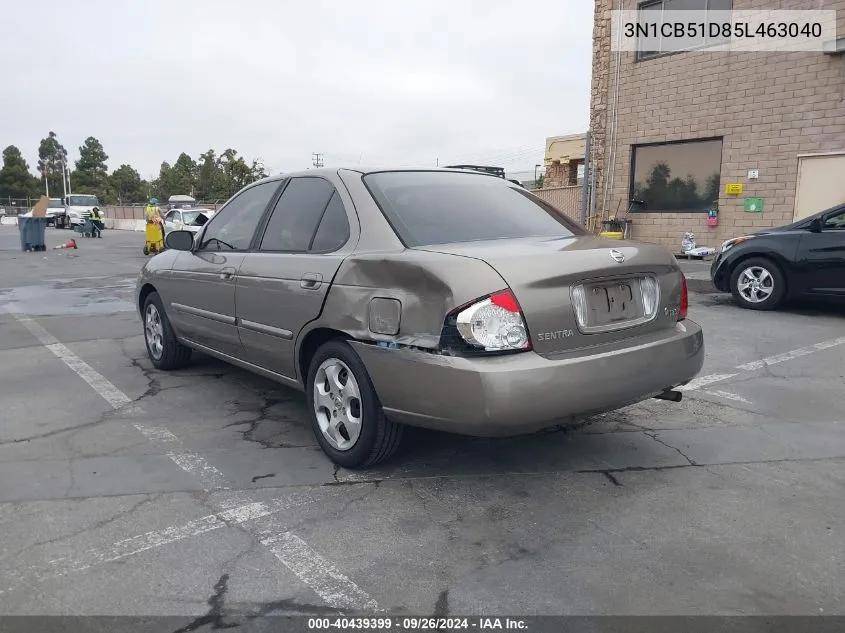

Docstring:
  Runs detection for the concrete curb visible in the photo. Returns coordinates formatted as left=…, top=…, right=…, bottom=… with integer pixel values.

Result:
left=687, top=278, right=719, bottom=294
left=104, top=218, right=145, bottom=232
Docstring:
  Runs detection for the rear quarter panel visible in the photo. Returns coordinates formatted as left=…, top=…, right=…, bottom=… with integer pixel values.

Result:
left=302, top=249, right=510, bottom=350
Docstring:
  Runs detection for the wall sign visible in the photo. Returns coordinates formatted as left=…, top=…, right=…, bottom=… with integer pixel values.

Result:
left=747, top=169, right=759, bottom=179
left=726, top=183, right=743, bottom=195
left=744, top=197, right=764, bottom=213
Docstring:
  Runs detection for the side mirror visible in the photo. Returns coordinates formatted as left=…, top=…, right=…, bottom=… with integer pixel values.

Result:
left=165, top=230, right=195, bottom=251
left=808, top=217, right=823, bottom=233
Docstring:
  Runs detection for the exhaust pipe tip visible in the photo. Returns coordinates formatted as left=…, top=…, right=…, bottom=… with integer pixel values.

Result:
left=654, top=389, right=683, bottom=403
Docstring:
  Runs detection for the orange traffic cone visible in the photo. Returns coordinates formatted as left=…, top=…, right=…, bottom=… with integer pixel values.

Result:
left=54, top=238, right=78, bottom=250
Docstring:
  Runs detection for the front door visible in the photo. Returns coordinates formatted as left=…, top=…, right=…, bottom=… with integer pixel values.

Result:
left=236, top=176, right=355, bottom=378
left=163, top=210, right=182, bottom=235
left=796, top=208, right=845, bottom=296
left=164, top=180, right=282, bottom=356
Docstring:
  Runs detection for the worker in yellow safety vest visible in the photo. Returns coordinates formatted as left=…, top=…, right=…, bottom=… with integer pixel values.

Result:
left=145, top=198, right=162, bottom=224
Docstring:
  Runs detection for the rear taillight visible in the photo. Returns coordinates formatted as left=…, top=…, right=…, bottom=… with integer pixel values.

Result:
left=448, top=289, right=532, bottom=354
left=679, top=273, right=688, bottom=321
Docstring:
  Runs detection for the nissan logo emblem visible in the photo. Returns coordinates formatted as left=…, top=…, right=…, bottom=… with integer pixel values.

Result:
left=610, top=249, right=625, bottom=263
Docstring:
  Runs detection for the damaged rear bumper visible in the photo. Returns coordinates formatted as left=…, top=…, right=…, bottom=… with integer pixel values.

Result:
left=351, top=320, right=704, bottom=437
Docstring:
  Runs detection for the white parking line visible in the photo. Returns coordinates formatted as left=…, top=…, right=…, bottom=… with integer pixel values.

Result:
left=677, top=373, right=738, bottom=392
left=680, top=335, right=845, bottom=394
left=702, top=390, right=753, bottom=405
left=166, top=452, right=229, bottom=489
left=3, top=306, right=379, bottom=611
left=4, top=304, right=227, bottom=485
left=259, top=531, right=380, bottom=612
left=736, top=336, right=845, bottom=371
left=0, top=496, right=309, bottom=594
left=10, top=311, right=133, bottom=410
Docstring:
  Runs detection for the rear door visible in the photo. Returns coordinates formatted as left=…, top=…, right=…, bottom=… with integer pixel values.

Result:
left=164, top=181, right=281, bottom=356
left=796, top=208, right=845, bottom=296
left=236, top=176, right=355, bottom=378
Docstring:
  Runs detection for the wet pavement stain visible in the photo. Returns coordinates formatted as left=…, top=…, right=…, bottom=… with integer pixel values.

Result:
left=0, top=282, right=136, bottom=316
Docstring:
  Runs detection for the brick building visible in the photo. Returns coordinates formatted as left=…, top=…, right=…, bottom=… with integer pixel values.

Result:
left=544, top=133, right=586, bottom=188
left=589, top=0, right=845, bottom=250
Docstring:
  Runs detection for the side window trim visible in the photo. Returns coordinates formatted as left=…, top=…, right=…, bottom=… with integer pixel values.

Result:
left=197, top=180, right=283, bottom=252
left=308, top=192, right=352, bottom=254
left=306, top=191, right=339, bottom=251
left=249, top=177, right=289, bottom=250
left=256, top=176, right=339, bottom=254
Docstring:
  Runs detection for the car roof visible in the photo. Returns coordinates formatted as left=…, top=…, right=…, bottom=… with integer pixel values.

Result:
left=249, top=166, right=516, bottom=185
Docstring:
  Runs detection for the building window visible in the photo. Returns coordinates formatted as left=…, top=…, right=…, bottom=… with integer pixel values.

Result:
left=636, top=0, right=733, bottom=61
left=630, top=138, right=723, bottom=213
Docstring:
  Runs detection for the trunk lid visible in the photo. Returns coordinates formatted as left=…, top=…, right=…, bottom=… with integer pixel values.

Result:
left=416, top=235, right=685, bottom=357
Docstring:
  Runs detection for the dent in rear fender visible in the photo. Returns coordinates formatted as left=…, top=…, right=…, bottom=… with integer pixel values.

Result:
left=308, top=250, right=508, bottom=349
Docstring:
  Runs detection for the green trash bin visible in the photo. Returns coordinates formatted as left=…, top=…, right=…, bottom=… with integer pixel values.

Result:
left=18, top=216, right=49, bottom=252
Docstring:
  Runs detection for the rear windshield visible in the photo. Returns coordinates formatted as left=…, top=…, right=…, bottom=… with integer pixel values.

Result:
left=363, top=170, right=586, bottom=247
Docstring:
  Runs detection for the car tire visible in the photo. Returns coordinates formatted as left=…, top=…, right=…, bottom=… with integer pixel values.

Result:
left=306, top=340, right=403, bottom=469
left=730, top=257, right=786, bottom=311
left=142, top=291, right=192, bottom=370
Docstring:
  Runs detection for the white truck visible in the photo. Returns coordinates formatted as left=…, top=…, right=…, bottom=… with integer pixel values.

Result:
left=63, top=193, right=101, bottom=229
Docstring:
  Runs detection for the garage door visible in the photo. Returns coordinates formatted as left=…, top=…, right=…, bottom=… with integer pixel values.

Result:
left=793, top=153, right=845, bottom=221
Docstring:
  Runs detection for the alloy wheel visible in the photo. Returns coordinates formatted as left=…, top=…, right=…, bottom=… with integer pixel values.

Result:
left=144, top=303, right=164, bottom=360
left=737, top=265, right=774, bottom=303
left=313, top=358, right=363, bottom=451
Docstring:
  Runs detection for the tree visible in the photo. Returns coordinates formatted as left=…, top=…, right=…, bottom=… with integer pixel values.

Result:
left=195, top=150, right=218, bottom=200
left=216, top=148, right=254, bottom=198
left=109, top=164, right=144, bottom=203
left=535, top=174, right=544, bottom=189
left=151, top=161, right=173, bottom=201
left=0, top=145, right=39, bottom=200
left=37, top=131, right=68, bottom=197
left=250, top=158, right=268, bottom=182
left=72, top=136, right=109, bottom=198
left=170, top=152, right=197, bottom=196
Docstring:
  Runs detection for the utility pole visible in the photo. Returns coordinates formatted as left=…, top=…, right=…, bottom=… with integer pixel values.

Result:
left=311, top=153, right=324, bottom=168
left=60, top=160, right=68, bottom=201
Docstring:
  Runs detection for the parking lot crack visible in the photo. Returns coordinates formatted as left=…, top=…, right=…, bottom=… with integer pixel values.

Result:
left=7, top=494, right=160, bottom=559
left=601, top=471, right=622, bottom=486
left=128, top=357, right=162, bottom=401
left=433, top=589, right=449, bottom=617
left=222, top=397, right=307, bottom=449
left=645, top=431, right=698, bottom=466
left=0, top=414, right=113, bottom=446
left=172, top=573, right=239, bottom=632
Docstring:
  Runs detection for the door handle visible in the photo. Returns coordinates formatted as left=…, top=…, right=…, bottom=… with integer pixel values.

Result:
left=219, top=267, right=236, bottom=281
left=300, top=272, right=323, bottom=289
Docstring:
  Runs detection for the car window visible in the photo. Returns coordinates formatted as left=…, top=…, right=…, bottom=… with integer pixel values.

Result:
left=310, top=192, right=350, bottom=252
left=823, top=211, right=845, bottom=230
left=166, top=210, right=179, bottom=222
left=259, top=177, right=335, bottom=252
left=363, top=170, right=587, bottom=247
left=199, top=181, right=279, bottom=251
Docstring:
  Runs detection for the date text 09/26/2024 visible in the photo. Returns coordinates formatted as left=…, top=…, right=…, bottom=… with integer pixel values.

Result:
left=307, top=617, right=528, bottom=630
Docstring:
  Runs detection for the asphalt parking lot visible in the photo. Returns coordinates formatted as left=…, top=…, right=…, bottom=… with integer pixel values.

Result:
left=1, top=224, right=843, bottom=620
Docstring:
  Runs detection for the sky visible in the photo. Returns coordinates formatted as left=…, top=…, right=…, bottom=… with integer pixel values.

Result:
left=1, top=0, right=593, bottom=180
